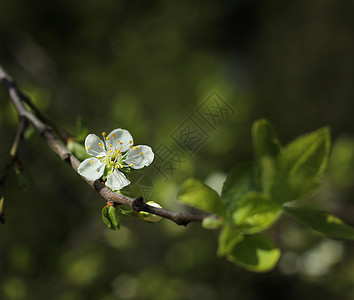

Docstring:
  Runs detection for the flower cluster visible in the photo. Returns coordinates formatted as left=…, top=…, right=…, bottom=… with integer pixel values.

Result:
left=78, top=129, right=154, bottom=190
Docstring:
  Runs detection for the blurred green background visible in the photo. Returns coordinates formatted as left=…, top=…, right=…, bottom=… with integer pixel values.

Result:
left=1, top=0, right=354, bottom=299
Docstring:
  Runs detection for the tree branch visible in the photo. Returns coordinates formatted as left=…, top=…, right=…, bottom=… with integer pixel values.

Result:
left=0, top=64, right=212, bottom=226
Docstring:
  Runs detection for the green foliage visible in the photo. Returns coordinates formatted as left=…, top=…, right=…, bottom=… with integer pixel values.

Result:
left=226, top=234, right=281, bottom=272
left=284, top=207, right=354, bottom=240
left=177, top=178, right=225, bottom=215
left=259, top=126, right=330, bottom=203
left=231, top=192, right=282, bottom=234
left=221, top=162, right=257, bottom=212
left=179, top=119, right=354, bottom=272
left=202, top=216, right=223, bottom=230
left=218, top=225, right=280, bottom=272
left=102, top=205, right=120, bottom=230
left=252, top=118, right=281, bottom=159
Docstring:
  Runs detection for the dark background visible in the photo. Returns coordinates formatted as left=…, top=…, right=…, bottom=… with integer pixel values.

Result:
left=0, top=0, right=353, bottom=299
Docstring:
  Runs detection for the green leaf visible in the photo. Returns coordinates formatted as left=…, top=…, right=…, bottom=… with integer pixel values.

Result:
left=227, top=234, right=281, bottom=272
left=202, top=216, right=223, bottom=230
left=284, top=207, right=354, bottom=240
left=117, top=205, right=138, bottom=219
left=102, top=206, right=112, bottom=228
left=101, top=205, right=120, bottom=230
left=260, top=156, right=310, bottom=203
left=221, top=162, right=259, bottom=211
left=279, top=127, right=330, bottom=178
left=177, top=178, right=224, bottom=215
left=252, top=119, right=281, bottom=159
left=261, top=127, right=331, bottom=203
left=217, top=225, right=243, bottom=256
left=232, top=192, right=282, bottom=234
left=217, top=226, right=281, bottom=272
left=108, top=206, right=120, bottom=230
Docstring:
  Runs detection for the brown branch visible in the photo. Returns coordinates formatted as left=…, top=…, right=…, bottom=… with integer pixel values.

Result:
left=0, top=64, right=212, bottom=226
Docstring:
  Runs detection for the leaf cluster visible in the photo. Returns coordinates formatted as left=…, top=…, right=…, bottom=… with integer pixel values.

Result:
left=178, top=119, right=354, bottom=272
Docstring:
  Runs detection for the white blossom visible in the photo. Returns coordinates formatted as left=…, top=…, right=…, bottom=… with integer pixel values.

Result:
left=78, top=129, right=154, bottom=190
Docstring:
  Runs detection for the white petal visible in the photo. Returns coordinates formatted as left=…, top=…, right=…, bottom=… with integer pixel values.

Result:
left=105, top=129, right=133, bottom=153
left=106, top=170, right=131, bottom=190
left=78, top=158, right=106, bottom=181
left=125, top=145, right=154, bottom=169
left=85, top=134, right=106, bottom=157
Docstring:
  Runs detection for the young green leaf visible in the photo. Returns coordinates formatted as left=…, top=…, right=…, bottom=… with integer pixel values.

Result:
left=221, top=162, right=259, bottom=211
left=252, top=119, right=281, bottom=160
left=108, top=206, right=120, bottom=230
left=261, top=127, right=330, bottom=203
left=284, top=207, right=354, bottom=240
left=226, top=233, right=281, bottom=272
left=231, top=192, right=282, bottom=234
left=177, top=178, right=224, bottom=215
left=217, top=225, right=243, bottom=256
left=102, top=205, right=120, bottom=230
left=202, top=216, right=223, bottom=230
left=279, top=127, right=330, bottom=179
left=260, top=156, right=316, bottom=203
left=102, top=206, right=112, bottom=228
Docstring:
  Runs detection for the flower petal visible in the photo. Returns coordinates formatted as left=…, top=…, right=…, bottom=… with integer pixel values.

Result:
left=125, top=145, right=154, bottom=169
left=105, top=129, right=133, bottom=153
left=106, top=170, right=131, bottom=190
left=85, top=134, right=106, bottom=157
left=78, top=158, right=106, bottom=181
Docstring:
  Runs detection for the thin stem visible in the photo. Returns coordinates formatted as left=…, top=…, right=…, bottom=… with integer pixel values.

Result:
left=0, top=63, right=213, bottom=226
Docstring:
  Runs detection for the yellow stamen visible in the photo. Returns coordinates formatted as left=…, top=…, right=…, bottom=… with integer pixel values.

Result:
left=130, top=145, right=133, bottom=148
left=109, top=149, right=112, bottom=153
left=110, top=170, right=114, bottom=174
left=119, top=142, right=123, bottom=145
left=119, top=146, right=122, bottom=149
left=118, top=153, right=122, bottom=156
left=111, top=133, right=115, bottom=137
left=130, top=163, right=134, bottom=167
left=109, top=144, right=112, bottom=148
left=106, top=136, right=110, bottom=140
left=99, top=143, right=103, bottom=147
left=102, top=132, right=106, bottom=136
left=134, top=146, right=138, bottom=150
left=139, top=152, right=143, bottom=155
left=115, top=165, right=119, bottom=169
left=90, top=160, right=93, bottom=164
left=129, top=140, right=132, bottom=144
left=87, top=146, right=91, bottom=150
left=97, top=156, right=101, bottom=159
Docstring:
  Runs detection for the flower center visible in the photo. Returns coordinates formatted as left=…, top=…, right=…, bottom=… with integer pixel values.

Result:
left=105, top=149, right=124, bottom=169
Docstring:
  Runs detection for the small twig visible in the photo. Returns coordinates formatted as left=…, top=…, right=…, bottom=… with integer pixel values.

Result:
left=0, top=63, right=213, bottom=226
left=0, top=116, right=29, bottom=224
